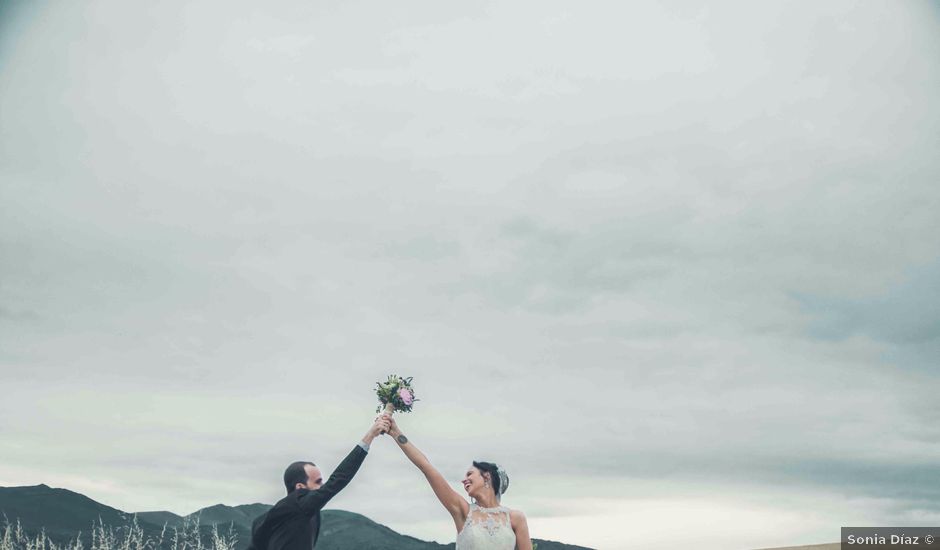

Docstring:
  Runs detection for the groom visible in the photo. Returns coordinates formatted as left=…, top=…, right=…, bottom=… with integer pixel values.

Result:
left=249, top=415, right=391, bottom=550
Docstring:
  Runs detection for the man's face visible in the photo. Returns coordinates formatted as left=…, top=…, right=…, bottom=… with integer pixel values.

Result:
left=300, top=464, right=323, bottom=491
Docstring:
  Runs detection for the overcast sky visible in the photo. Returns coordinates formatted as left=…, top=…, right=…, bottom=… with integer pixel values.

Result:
left=1, top=1, right=939, bottom=549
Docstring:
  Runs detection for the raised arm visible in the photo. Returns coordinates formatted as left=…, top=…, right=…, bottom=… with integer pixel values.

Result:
left=387, top=417, right=469, bottom=530
left=297, top=415, right=390, bottom=515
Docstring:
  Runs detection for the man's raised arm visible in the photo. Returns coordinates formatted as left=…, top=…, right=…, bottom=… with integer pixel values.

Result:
left=297, top=415, right=389, bottom=514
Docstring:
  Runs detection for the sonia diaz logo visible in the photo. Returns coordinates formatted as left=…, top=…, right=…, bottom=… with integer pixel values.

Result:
left=846, top=533, right=924, bottom=545
left=842, top=527, right=939, bottom=548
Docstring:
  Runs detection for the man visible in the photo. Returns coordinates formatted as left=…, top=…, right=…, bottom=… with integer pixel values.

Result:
left=249, top=415, right=390, bottom=550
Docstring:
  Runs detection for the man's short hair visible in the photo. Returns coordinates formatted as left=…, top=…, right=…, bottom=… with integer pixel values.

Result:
left=283, top=461, right=316, bottom=494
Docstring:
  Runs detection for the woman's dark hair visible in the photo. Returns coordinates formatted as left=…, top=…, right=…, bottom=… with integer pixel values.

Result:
left=473, top=460, right=508, bottom=497
left=283, top=461, right=316, bottom=494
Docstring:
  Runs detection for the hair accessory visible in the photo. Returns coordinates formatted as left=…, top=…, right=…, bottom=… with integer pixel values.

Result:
left=496, top=466, right=509, bottom=499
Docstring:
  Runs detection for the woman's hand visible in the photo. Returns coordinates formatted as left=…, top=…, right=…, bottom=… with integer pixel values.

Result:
left=386, top=416, right=402, bottom=438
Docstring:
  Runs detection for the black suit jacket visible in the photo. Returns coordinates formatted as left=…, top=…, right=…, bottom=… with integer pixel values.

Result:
left=249, top=446, right=367, bottom=550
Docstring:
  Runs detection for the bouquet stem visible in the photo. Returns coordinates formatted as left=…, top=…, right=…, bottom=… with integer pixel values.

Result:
left=381, top=402, right=395, bottom=434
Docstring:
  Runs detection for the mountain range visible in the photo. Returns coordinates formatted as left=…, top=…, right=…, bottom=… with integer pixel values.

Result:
left=0, top=485, right=591, bottom=550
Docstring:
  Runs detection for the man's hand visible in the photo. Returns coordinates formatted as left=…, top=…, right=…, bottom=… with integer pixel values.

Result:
left=363, top=414, right=391, bottom=445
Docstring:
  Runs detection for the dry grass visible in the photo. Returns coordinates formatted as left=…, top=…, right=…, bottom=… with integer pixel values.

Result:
left=0, top=517, right=237, bottom=550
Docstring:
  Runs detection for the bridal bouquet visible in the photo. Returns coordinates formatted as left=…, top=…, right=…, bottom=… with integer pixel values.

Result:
left=375, top=374, right=417, bottom=416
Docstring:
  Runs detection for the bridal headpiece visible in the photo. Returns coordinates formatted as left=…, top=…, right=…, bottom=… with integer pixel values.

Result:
left=496, top=466, right=509, bottom=500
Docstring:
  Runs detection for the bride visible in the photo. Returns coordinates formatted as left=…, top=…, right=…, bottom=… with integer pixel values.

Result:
left=386, top=417, right=532, bottom=550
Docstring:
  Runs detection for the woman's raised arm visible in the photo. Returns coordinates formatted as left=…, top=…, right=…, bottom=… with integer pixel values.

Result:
left=387, top=418, right=469, bottom=531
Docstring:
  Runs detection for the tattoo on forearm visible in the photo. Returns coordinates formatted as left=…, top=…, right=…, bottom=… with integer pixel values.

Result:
left=397, top=434, right=409, bottom=444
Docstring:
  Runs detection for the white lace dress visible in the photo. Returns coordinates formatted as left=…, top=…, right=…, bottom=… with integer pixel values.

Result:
left=455, top=503, right=516, bottom=550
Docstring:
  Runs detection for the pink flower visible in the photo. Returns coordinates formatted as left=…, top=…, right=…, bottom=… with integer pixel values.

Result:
left=398, top=387, right=414, bottom=406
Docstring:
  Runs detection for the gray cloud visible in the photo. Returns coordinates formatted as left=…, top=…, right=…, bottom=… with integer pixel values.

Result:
left=2, top=1, right=940, bottom=548
left=800, top=259, right=940, bottom=355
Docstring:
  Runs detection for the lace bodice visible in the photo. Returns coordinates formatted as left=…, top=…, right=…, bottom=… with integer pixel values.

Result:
left=455, top=503, right=516, bottom=550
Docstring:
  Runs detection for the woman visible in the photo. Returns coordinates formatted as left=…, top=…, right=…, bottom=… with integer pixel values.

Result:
left=386, top=417, right=532, bottom=550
